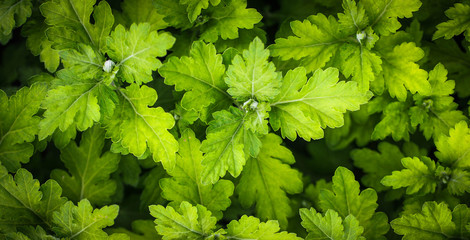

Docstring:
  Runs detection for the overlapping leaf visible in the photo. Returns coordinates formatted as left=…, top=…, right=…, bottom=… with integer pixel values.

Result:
left=269, top=67, right=371, bottom=141
left=225, top=37, right=281, bottom=102
left=51, top=126, right=120, bottom=206
left=39, top=69, right=117, bottom=141
left=391, top=202, right=470, bottom=239
left=434, top=3, right=470, bottom=41
left=319, top=167, right=389, bottom=239
left=160, top=129, right=234, bottom=219
left=200, top=107, right=257, bottom=184
left=300, top=208, right=364, bottom=240
left=159, top=41, right=231, bottom=121
left=106, top=23, right=175, bottom=85
left=0, top=0, right=32, bottom=43
left=381, top=157, right=438, bottom=195
left=104, top=84, right=178, bottom=171
left=52, top=199, right=123, bottom=239
left=40, top=0, right=114, bottom=51
left=237, top=133, right=302, bottom=229
left=0, top=166, right=66, bottom=232
left=0, top=84, right=47, bottom=172
left=150, top=201, right=300, bottom=240
left=116, top=0, right=168, bottom=31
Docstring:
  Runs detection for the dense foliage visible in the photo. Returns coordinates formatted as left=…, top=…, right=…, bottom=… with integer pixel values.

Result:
left=1, top=0, right=470, bottom=239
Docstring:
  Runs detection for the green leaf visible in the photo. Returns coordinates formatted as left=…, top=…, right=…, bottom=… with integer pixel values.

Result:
left=40, top=0, right=114, bottom=51
left=52, top=199, right=121, bottom=239
left=159, top=41, right=232, bottom=121
left=0, top=166, right=66, bottom=232
left=435, top=121, right=470, bottom=169
left=237, top=133, right=303, bottom=229
left=434, top=3, right=470, bottom=41
left=107, top=220, right=160, bottom=240
left=0, top=0, right=32, bottom=38
left=270, top=67, right=371, bottom=141
left=21, top=19, right=60, bottom=72
left=118, top=0, right=168, bottom=31
left=225, top=215, right=302, bottom=240
left=200, top=107, right=257, bottom=184
left=410, top=63, right=467, bottom=140
left=50, top=125, right=120, bottom=206
left=181, top=0, right=221, bottom=23
left=59, top=44, right=104, bottom=78
left=4, top=226, right=56, bottom=240
left=39, top=69, right=117, bottom=140
left=338, top=0, right=369, bottom=32
left=300, top=208, right=364, bottom=240
left=153, top=0, right=191, bottom=30
left=140, top=166, right=167, bottom=210
left=106, top=23, right=175, bottom=85
left=351, top=142, right=406, bottom=192
left=381, top=157, right=437, bottom=195
left=362, top=0, right=422, bottom=36
left=160, top=129, right=234, bottom=220
left=199, top=0, right=262, bottom=42
left=270, top=14, right=345, bottom=68
left=104, top=84, right=178, bottom=171
left=376, top=41, right=430, bottom=101
left=391, top=201, right=457, bottom=239
left=225, top=37, right=281, bottom=102
left=371, top=101, right=414, bottom=141
left=149, top=201, right=217, bottom=240
left=319, top=166, right=389, bottom=239
left=0, top=84, right=47, bottom=171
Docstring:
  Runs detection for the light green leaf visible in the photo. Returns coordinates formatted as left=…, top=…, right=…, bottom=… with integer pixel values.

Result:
left=435, top=121, right=470, bottom=169
left=0, top=166, right=66, bottom=232
left=376, top=41, right=430, bottom=101
left=51, top=126, right=120, bottom=206
left=338, top=0, right=368, bottom=32
left=270, top=67, right=371, bottom=141
left=362, top=0, right=422, bottom=36
left=225, top=215, right=302, bottom=240
left=0, top=0, right=32, bottom=38
left=270, top=14, right=345, bottom=67
left=0, top=84, right=47, bottom=171
left=160, top=129, right=234, bottom=219
left=381, top=157, right=437, bottom=195
left=391, top=201, right=457, bottom=239
left=237, top=133, right=302, bottom=229
left=200, top=0, right=262, bottom=42
left=39, top=69, right=117, bottom=140
left=106, top=23, right=175, bottom=85
left=434, top=3, right=470, bottom=40
left=225, top=37, right=281, bottom=102
left=319, top=167, right=389, bottom=239
left=52, top=199, right=121, bottom=239
left=300, top=208, right=364, bottom=240
left=159, top=41, right=232, bottom=121
left=59, top=44, right=104, bottom=78
left=150, top=201, right=217, bottom=240
left=200, top=107, right=256, bottom=184
left=104, top=84, right=178, bottom=171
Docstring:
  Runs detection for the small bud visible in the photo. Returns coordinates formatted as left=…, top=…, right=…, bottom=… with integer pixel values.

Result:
left=250, top=100, right=258, bottom=110
left=103, top=60, right=115, bottom=73
left=356, top=31, right=366, bottom=43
